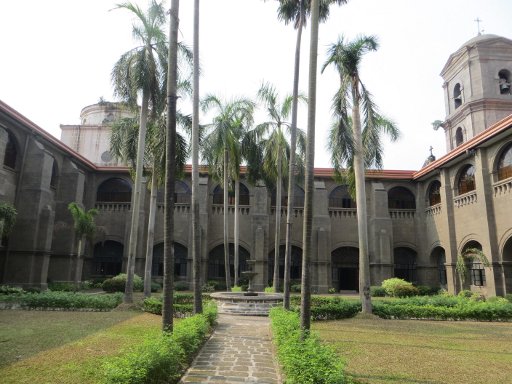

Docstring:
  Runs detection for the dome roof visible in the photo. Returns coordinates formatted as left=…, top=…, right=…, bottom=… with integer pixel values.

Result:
left=459, top=34, right=503, bottom=49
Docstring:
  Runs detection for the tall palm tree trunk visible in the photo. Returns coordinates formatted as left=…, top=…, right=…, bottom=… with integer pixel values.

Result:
left=74, top=237, right=83, bottom=286
left=191, top=0, right=202, bottom=313
left=273, top=150, right=282, bottom=291
left=352, top=82, right=372, bottom=314
left=301, top=0, right=319, bottom=333
left=163, top=0, right=180, bottom=331
left=223, top=149, right=232, bottom=290
left=143, top=169, right=158, bottom=297
left=284, top=1, right=304, bottom=310
left=124, top=90, right=149, bottom=304
left=234, top=179, right=240, bottom=286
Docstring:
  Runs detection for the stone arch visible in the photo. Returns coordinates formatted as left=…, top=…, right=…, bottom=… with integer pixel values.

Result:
left=157, top=180, right=192, bottom=205
left=495, top=141, right=512, bottom=181
left=455, top=127, right=464, bottom=147
left=393, top=247, right=417, bottom=282
left=212, top=182, right=250, bottom=205
left=453, top=83, right=462, bottom=108
left=328, top=185, right=356, bottom=208
left=331, top=246, right=359, bottom=291
left=426, top=180, right=441, bottom=206
left=207, top=243, right=250, bottom=280
left=268, top=245, right=302, bottom=283
left=430, top=246, right=447, bottom=287
left=271, top=184, right=304, bottom=208
left=456, top=164, right=476, bottom=195
left=2, top=129, right=18, bottom=170
left=498, top=69, right=511, bottom=94
left=461, top=240, right=485, bottom=287
left=388, top=186, right=416, bottom=209
left=152, top=242, right=188, bottom=277
left=96, top=177, right=132, bottom=203
left=502, top=236, right=512, bottom=294
left=92, top=240, right=124, bottom=276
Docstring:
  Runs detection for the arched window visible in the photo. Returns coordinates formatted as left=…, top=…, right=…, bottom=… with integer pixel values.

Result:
left=271, top=184, right=304, bottom=208
left=207, top=243, right=250, bottom=280
left=268, top=245, right=302, bottom=282
left=152, top=242, right=188, bottom=277
left=3, top=131, right=17, bottom=169
left=212, top=182, right=250, bottom=206
left=93, top=240, right=123, bottom=276
left=502, top=236, right=512, bottom=293
left=430, top=247, right=447, bottom=287
left=96, top=178, right=132, bottom=202
left=388, top=187, right=416, bottom=209
left=498, top=69, right=511, bottom=95
left=463, top=241, right=485, bottom=287
left=394, top=247, right=417, bottom=282
left=455, top=127, right=464, bottom=147
left=158, top=181, right=192, bottom=205
left=50, top=159, right=59, bottom=189
left=457, top=165, right=476, bottom=195
left=427, top=181, right=441, bottom=206
left=329, top=185, right=356, bottom=208
left=497, top=143, right=512, bottom=181
left=453, top=83, right=462, bottom=109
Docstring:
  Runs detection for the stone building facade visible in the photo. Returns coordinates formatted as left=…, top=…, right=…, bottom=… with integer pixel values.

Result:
left=1, top=34, right=511, bottom=295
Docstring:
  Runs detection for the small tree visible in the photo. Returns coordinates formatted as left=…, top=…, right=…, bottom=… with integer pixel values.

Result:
left=68, top=202, right=98, bottom=286
left=0, top=202, right=17, bottom=242
left=455, top=248, right=490, bottom=287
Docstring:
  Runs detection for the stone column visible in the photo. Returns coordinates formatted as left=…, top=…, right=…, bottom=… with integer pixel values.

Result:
left=312, top=180, right=330, bottom=293
left=251, top=180, right=269, bottom=291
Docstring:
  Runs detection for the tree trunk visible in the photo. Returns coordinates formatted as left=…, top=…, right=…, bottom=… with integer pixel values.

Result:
left=234, top=179, right=240, bottom=287
left=163, top=0, right=180, bottom=332
left=223, top=149, right=231, bottom=290
left=300, top=0, right=319, bottom=334
left=124, top=90, right=149, bottom=304
left=191, top=0, right=202, bottom=313
left=143, top=169, right=158, bottom=298
left=352, top=80, right=372, bottom=314
left=74, top=237, right=83, bottom=286
left=273, top=150, right=282, bottom=291
left=284, top=2, right=304, bottom=310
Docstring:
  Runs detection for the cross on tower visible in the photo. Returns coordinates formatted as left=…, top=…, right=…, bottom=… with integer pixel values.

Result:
left=474, top=17, right=483, bottom=36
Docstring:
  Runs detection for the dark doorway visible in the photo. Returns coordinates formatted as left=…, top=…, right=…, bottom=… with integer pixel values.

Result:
left=338, top=267, right=358, bottom=291
left=331, top=247, right=359, bottom=291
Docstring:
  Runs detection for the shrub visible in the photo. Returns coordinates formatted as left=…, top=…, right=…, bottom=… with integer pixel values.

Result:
left=505, top=294, right=512, bottom=303
left=415, top=285, right=439, bottom=296
left=0, top=285, right=24, bottom=295
left=231, top=285, right=242, bottom=292
left=270, top=308, right=348, bottom=383
left=381, top=278, right=417, bottom=297
left=174, top=281, right=188, bottom=291
left=290, top=284, right=301, bottom=293
left=142, top=293, right=212, bottom=316
left=102, top=274, right=143, bottom=293
left=309, top=300, right=360, bottom=320
left=328, top=287, right=337, bottom=294
left=103, top=303, right=217, bottom=384
left=370, top=286, right=386, bottom=297
left=264, top=286, right=275, bottom=293
left=458, top=289, right=473, bottom=298
left=0, top=291, right=122, bottom=310
left=48, top=282, right=79, bottom=292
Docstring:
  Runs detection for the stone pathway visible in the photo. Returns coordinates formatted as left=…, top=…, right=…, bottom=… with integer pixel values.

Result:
left=179, top=314, right=281, bottom=383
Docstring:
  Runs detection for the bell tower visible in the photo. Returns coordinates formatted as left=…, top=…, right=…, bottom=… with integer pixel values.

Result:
left=440, top=34, right=512, bottom=151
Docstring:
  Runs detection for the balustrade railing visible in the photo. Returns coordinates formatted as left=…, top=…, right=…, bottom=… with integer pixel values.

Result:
left=329, top=208, right=357, bottom=218
left=453, top=190, right=477, bottom=208
left=493, top=178, right=512, bottom=197
left=389, top=209, right=415, bottom=219
left=425, top=204, right=441, bottom=216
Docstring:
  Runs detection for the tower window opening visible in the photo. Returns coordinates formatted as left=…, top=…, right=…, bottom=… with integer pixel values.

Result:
left=455, top=127, right=464, bottom=147
left=498, top=69, right=511, bottom=95
left=453, top=83, right=462, bottom=109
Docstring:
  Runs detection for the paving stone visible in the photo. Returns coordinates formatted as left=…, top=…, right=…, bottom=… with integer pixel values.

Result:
left=180, top=314, right=281, bottom=383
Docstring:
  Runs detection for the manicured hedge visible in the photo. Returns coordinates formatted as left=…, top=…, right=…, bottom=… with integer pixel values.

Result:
left=142, top=294, right=212, bottom=316
left=0, top=291, right=122, bottom=310
left=270, top=308, right=349, bottom=384
left=103, top=303, right=218, bottom=384
left=288, top=296, right=360, bottom=320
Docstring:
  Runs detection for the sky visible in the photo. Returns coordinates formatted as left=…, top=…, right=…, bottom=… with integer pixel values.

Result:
left=1, top=0, right=511, bottom=171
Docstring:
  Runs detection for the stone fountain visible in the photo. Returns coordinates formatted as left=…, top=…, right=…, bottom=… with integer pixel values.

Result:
left=211, top=259, right=283, bottom=316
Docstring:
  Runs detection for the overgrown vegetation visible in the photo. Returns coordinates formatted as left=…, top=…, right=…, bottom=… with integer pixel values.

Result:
left=103, top=303, right=217, bottom=384
left=456, top=248, right=490, bottom=285
left=270, top=307, right=349, bottom=384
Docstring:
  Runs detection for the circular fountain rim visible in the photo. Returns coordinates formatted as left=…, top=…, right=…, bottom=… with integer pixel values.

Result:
left=211, top=291, right=283, bottom=302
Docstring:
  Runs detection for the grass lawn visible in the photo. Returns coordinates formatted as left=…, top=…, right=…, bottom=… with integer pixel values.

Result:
left=0, top=310, right=162, bottom=384
left=314, top=317, right=512, bottom=384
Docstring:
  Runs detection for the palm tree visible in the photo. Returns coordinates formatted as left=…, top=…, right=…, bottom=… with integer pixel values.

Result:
left=268, top=0, right=347, bottom=309
left=110, top=112, right=189, bottom=298
left=112, top=0, right=168, bottom=304
left=163, top=0, right=180, bottom=332
left=67, top=203, right=98, bottom=286
left=202, top=95, right=255, bottom=290
left=254, top=82, right=306, bottom=291
left=191, top=0, right=202, bottom=313
left=322, top=35, right=400, bottom=314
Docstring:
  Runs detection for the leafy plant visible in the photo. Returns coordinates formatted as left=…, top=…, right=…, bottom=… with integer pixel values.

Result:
left=174, top=281, right=188, bottom=291
left=0, top=202, right=17, bottom=237
left=102, top=273, right=143, bottom=293
left=328, top=287, right=337, bottom=294
left=231, top=285, right=242, bottom=292
left=265, top=286, right=275, bottom=293
left=381, top=278, right=417, bottom=297
left=455, top=248, right=490, bottom=286
left=0, top=291, right=122, bottom=310
left=370, top=286, right=386, bottom=297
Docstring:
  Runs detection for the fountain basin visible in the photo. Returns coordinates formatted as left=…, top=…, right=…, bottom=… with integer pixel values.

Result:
left=211, top=292, right=283, bottom=316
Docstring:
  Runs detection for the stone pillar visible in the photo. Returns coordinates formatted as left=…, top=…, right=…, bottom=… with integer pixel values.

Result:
left=3, top=138, right=55, bottom=289
left=369, top=182, right=393, bottom=285
left=199, top=176, right=209, bottom=284
left=251, top=180, right=269, bottom=290
left=312, top=180, right=330, bottom=293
